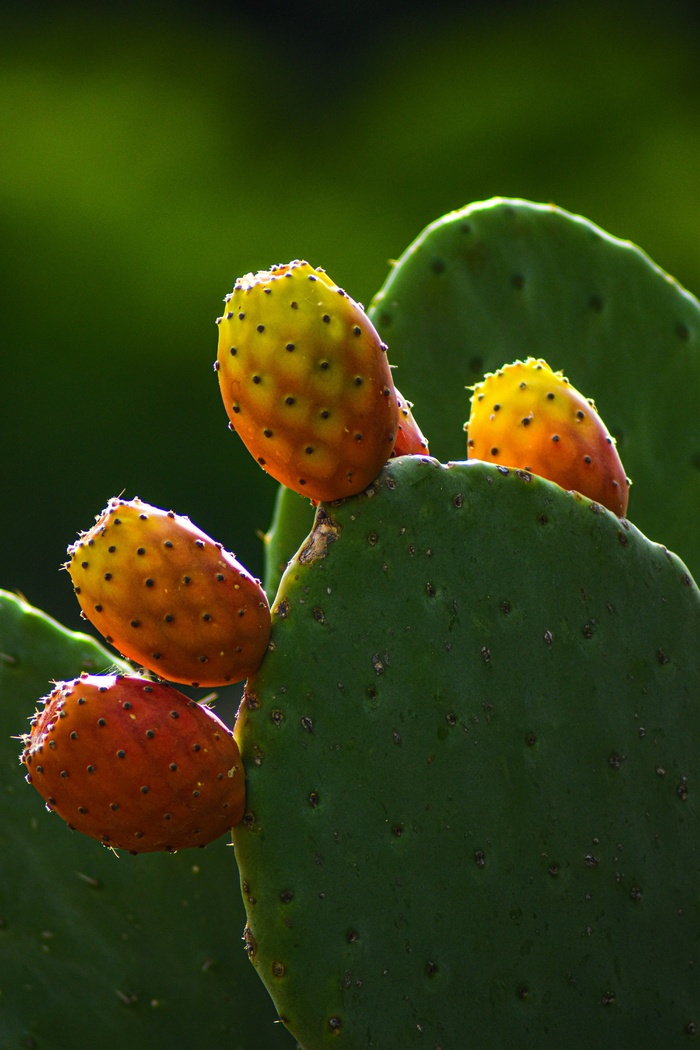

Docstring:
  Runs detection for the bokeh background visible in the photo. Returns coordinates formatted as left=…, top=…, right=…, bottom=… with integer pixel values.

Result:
left=2, top=0, right=699, bottom=633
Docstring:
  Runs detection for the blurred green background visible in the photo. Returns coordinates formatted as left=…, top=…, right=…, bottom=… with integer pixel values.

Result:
left=2, top=0, right=699, bottom=632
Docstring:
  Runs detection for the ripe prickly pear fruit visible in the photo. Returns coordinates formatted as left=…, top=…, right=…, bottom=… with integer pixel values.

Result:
left=390, top=386, right=429, bottom=457
left=66, top=498, right=270, bottom=687
left=465, top=357, right=630, bottom=515
left=20, top=674, right=245, bottom=853
left=215, top=260, right=399, bottom=502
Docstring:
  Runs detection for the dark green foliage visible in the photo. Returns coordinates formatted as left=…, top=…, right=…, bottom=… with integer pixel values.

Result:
left=234, top=457, right=700, bottom=1048
left=0, top=590, right=291, bottom=1050
left=368, top=198, right=700, bottom=578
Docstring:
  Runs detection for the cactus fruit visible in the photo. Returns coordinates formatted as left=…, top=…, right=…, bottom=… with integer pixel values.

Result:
left=66, top=497, right=271, bottom=687
left=391, top=386, right=429, bottom=458
left=20, top=673, right=246, bottom=853
left=465, top=357, right=629, bottom=515
left=215, top=260, right=399, bottom=502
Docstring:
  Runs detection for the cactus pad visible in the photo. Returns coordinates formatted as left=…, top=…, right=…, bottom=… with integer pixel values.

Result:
left=233, top=456, right=700, bottom=1048
left=368, top=198, right=700, bottom=576
left=0, top=590, right=291, bottom=1048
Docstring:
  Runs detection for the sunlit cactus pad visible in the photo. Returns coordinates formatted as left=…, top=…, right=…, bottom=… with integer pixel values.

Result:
left=368, top=198, right=700, bottom=577
left=233, top=455, right=699, bottom=1048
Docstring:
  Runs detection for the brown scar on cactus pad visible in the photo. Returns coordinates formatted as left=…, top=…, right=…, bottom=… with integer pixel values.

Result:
left=464, top=357, right=630, bottom=516
left=65, top=497, right=271, bottom=686
left=215, top=260, right=400, bottom=502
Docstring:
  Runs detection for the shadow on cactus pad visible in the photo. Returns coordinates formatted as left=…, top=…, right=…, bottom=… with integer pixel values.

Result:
left=234, top=456, right=699, bottom=1048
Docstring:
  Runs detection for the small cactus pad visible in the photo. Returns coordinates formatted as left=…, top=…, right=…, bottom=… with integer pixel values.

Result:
left=66, top=497, right=271, bottom=687
left=233, top=456, right=700, bottom=1048
left=0, top=589, right=289, bottom=1048
left=216, top=260, right=399, bottom=502
left=466, top=357, right=629, bottom=515
left=368, top=198, right=700, bottom=575
left=21, top=674, right=246, bottom=852
left=262, top=482, right=319, bottom=601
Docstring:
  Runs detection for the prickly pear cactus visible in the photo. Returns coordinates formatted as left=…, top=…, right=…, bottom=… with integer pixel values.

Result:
left=233, top=457, right=700, bottom=1048
left=0, top=590, right=290, bottom=1049
left=6, top=198, right=700, bottom=1050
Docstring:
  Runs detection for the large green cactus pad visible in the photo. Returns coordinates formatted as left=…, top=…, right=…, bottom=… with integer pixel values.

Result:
left=368, top=198, right=700, bottom=578
left=0, top=590, right=291, bottom=1050
left=233, top=457, right=699, bottom=1048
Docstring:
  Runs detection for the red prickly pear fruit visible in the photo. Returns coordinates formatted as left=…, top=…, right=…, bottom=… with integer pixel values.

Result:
left=20, top=674, right=246, bottom=853
left=215, top=260, right=399, bottom=502
left=390, top=387, right=429, bottom=458
left=66, top=497, right=271, bottom=687
left=465, top=357, right=630, bottom=516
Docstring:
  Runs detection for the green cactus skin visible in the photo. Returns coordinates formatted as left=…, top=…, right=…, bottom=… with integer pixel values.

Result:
left=0, top=590, right=292, bottom=1050
left=233, top=457, right=700, bottom=1049
left=263, top=483, right=317, bottom=601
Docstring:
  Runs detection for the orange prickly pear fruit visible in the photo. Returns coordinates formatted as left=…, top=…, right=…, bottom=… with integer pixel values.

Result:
left=215, top=260, right=399, bottom=502
left=65, top=497, right=271, bottom=687
left=465, top=357, right=630, bottom=516
left=390, top=387, right=429, bottom=458
left=20, top=674, right=246, bottom=853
